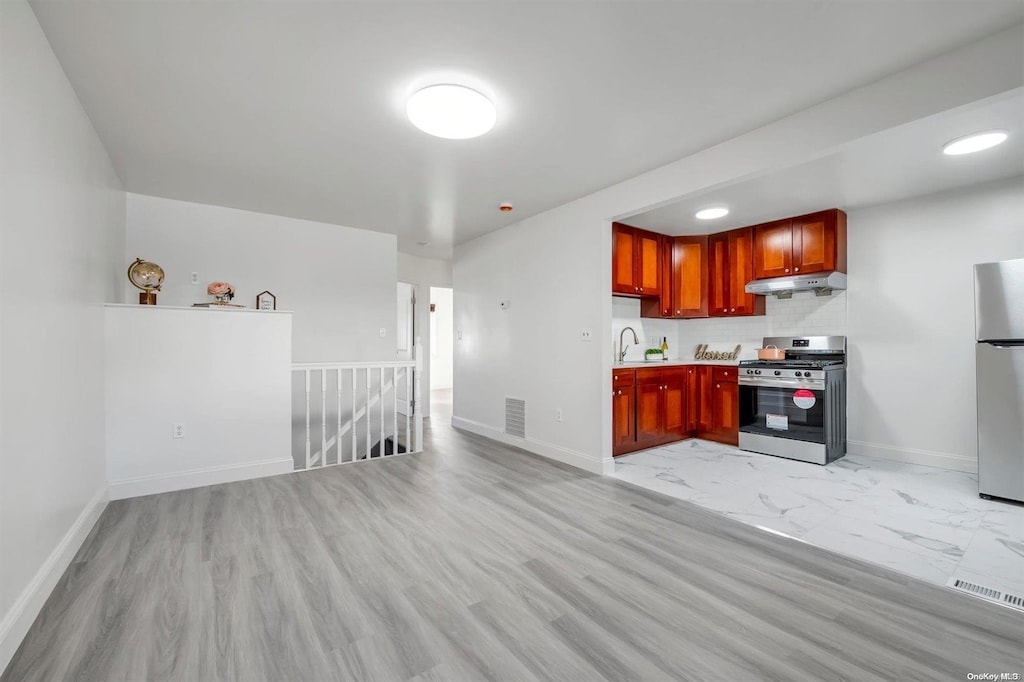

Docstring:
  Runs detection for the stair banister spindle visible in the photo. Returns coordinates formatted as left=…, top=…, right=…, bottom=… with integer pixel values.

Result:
left=393, top=366, right=398, bottom=455
left=321, top=369, right=327, bottom=468
left=365, top=367, right=371, bottom=459
left=304, top=369, right=311, bottom=470
left=379, top=366, right=385, bottom=457
left=336, top=368, right=342, bottom=466
left=350, top=368, right=357, bottom=463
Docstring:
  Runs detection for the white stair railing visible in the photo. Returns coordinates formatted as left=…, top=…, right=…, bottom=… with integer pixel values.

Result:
left=291, top=355, right=422, bottom=470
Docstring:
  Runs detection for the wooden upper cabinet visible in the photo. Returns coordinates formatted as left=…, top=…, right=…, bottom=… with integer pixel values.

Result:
left=672, top=236, right=709, bottom=318
left=611, top=223, right=661, bottom=297
left=753, top=219, right=794, bottom=279
left=612, top=223, right=638, bottom=294
left=727, top=227, right=764, bottom=316
left=709, top=228, right=764, bottom=317
left=707, top=232, right=730, bottom=316
left=636, top=230, right=661, bottom=296
left=752, top=209, right=847, bottom=279
left=793, top=209, right=847, bottom=275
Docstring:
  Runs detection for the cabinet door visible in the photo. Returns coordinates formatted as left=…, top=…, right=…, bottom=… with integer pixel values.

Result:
left=641, top=235, right=673, bottom=318
left=612, top=223, right=638, bottom=294
left=662, top=369, right=687, bottom=439
left=727, top=228, right=765, bottom=316
left=612, top=386, right=635, bottom=455
left=707, top=233, right=730, bottom=316
left=792, top=210, right=845, bottom=275
left=635, top=381, right=663, bottom=444
left=696, top=366, right=714, bottom=434
left=672, top=236, right=709, bottom=318
left=753, top=219, right=793, bottom=279
left=635, top=229, right=662, bottom=296
left=684, top=366, right=700, bottom=432
left=711, top=379, right=739, bottom=446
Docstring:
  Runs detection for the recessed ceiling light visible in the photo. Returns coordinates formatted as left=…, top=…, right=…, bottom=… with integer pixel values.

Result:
left=695, top=207, right=729, bottom=220
left=406, top=84, right=496, bottom=139
left=942, top=130, right=1008, bottom=156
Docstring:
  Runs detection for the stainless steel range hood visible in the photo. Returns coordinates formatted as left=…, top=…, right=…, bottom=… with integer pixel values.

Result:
left=745, top=271, right=847, bottom=298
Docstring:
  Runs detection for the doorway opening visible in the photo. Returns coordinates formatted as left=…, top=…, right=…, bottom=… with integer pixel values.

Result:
left=429, top=286, right=453, bottom=423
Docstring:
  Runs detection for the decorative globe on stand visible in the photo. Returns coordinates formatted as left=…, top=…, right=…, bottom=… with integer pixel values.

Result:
left=128, top=258, right=165, bottom=305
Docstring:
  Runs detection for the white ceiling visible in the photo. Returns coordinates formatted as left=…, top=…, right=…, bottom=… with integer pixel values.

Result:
left=625, top=90, right=1024, bottom=234
left=29, top=1, right=1024, bottom=258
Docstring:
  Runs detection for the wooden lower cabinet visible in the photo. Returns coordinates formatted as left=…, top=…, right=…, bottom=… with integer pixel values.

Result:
left=612, top=365, right=738, bottom=456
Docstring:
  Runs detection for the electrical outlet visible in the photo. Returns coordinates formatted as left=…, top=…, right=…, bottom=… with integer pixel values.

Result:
left=190, top=272, right=199, bottom=284
left=379, top=328, right=386, bottom=337
left=555, top=409, right=563, bottom=422
left=172, top=423, right=185, bottom=439
left=581, top=328, right=593, bottom=342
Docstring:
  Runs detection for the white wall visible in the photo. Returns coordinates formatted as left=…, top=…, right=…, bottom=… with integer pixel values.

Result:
left=397, top=253, right=452, bottom=418
left=430, top=287, right=454, bottom=390
left=453, top=26, right=1022, bottom=475
left=126, top=193, right=397, bottom=363
left=847, top=176, right=1024, bottom=471
left=0, top=0, right=125, bottom=670
left=105, top=306, right=293, bottom=498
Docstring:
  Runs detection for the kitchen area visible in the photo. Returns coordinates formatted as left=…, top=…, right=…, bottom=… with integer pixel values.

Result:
left=608, top=180, right=1024, bottom=609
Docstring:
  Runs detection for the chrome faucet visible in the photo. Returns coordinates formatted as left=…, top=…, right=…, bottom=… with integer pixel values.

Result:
left=619, top=326, right=639, bottom=364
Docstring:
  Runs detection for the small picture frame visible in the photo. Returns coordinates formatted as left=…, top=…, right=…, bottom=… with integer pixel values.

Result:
left=256, top=290, right=277, bottom=311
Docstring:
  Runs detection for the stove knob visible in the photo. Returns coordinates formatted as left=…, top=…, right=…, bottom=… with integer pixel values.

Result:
left=755, top=369, right=761, bottom=375
left=774, top=370, right=781, bottom=376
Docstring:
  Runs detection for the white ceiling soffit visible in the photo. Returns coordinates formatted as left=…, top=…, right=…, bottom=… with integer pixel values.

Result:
left=28, top=1, right=1024, bottom=257
left=624, top=90, right=1024, bottom=235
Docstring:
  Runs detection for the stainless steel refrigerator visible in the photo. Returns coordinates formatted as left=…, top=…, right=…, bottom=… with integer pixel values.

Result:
left=975, top=258, right=1024, bottom=503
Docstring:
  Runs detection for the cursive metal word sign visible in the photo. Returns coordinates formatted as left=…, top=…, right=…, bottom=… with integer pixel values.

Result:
left=694, top=344, right=741, bottom=361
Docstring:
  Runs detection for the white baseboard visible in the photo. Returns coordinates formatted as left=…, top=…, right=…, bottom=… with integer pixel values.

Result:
left=847, top=440, right=977, bottom=473
left=109, top=457, right=294, bottom=500
left=451, top=417, right=604, bottom=475
left=0, top=486, right=108, bottom=674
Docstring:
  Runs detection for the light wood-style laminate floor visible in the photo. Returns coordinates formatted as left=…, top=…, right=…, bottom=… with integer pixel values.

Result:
left=4, top=401, right=1022, bottom=681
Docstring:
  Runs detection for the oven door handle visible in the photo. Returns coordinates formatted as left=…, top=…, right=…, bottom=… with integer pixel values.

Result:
left=738, top=376, right=825, bottom=390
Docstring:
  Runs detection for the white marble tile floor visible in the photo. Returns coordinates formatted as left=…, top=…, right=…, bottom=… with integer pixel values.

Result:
left=613, top=439, right=1024, bottom=605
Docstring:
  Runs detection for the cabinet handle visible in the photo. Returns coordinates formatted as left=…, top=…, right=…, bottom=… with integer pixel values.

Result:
left=676, top=310, right=681, bottom=314
left=616, top=390, right=621, bottom=395
left=664, top=310, right=669, bottom=315
left=784, top=268, right=790, bottom=273
left=794, top=267, right=800, bottom=272
left=639, top=287, right=644, bottom=292
left=716, top=383, right=721, bottom=388
left=730, top=308, right=735, bottom=313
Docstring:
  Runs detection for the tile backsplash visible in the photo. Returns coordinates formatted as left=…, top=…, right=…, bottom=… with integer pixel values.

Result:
left=612, top=290, right=847, bottom=362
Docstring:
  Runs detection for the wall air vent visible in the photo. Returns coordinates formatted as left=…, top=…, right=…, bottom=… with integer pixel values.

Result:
left=505, top=398, right=526, bottom=439
left=947, top=577, right=1024, bottom=611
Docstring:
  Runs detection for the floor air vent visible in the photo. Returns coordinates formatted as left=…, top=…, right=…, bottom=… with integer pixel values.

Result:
left=505, top=398, right=526, bottom=438
left=947, top=577, right=1024, bottom=611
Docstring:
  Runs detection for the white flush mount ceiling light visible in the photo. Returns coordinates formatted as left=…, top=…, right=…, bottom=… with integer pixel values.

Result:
left=942, top=130, right=1008, bottom=156
left=406, top=84, right=496, bottom=139
left=695, top=207, right=729, bottom=220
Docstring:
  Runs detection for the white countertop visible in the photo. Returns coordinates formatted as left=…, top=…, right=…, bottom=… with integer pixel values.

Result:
left=617, top=359, right=741, bottom=368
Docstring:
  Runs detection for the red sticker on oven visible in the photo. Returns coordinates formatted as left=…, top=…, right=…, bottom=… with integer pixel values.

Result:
left=793, top=389, right=816, bottom=409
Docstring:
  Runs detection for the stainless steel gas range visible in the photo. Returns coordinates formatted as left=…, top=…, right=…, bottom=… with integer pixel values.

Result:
left=737, top=336, right=847, bottom=465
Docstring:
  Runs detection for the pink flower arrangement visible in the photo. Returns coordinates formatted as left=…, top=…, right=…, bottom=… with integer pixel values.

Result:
left=207, top=281, right=235, bottom=300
